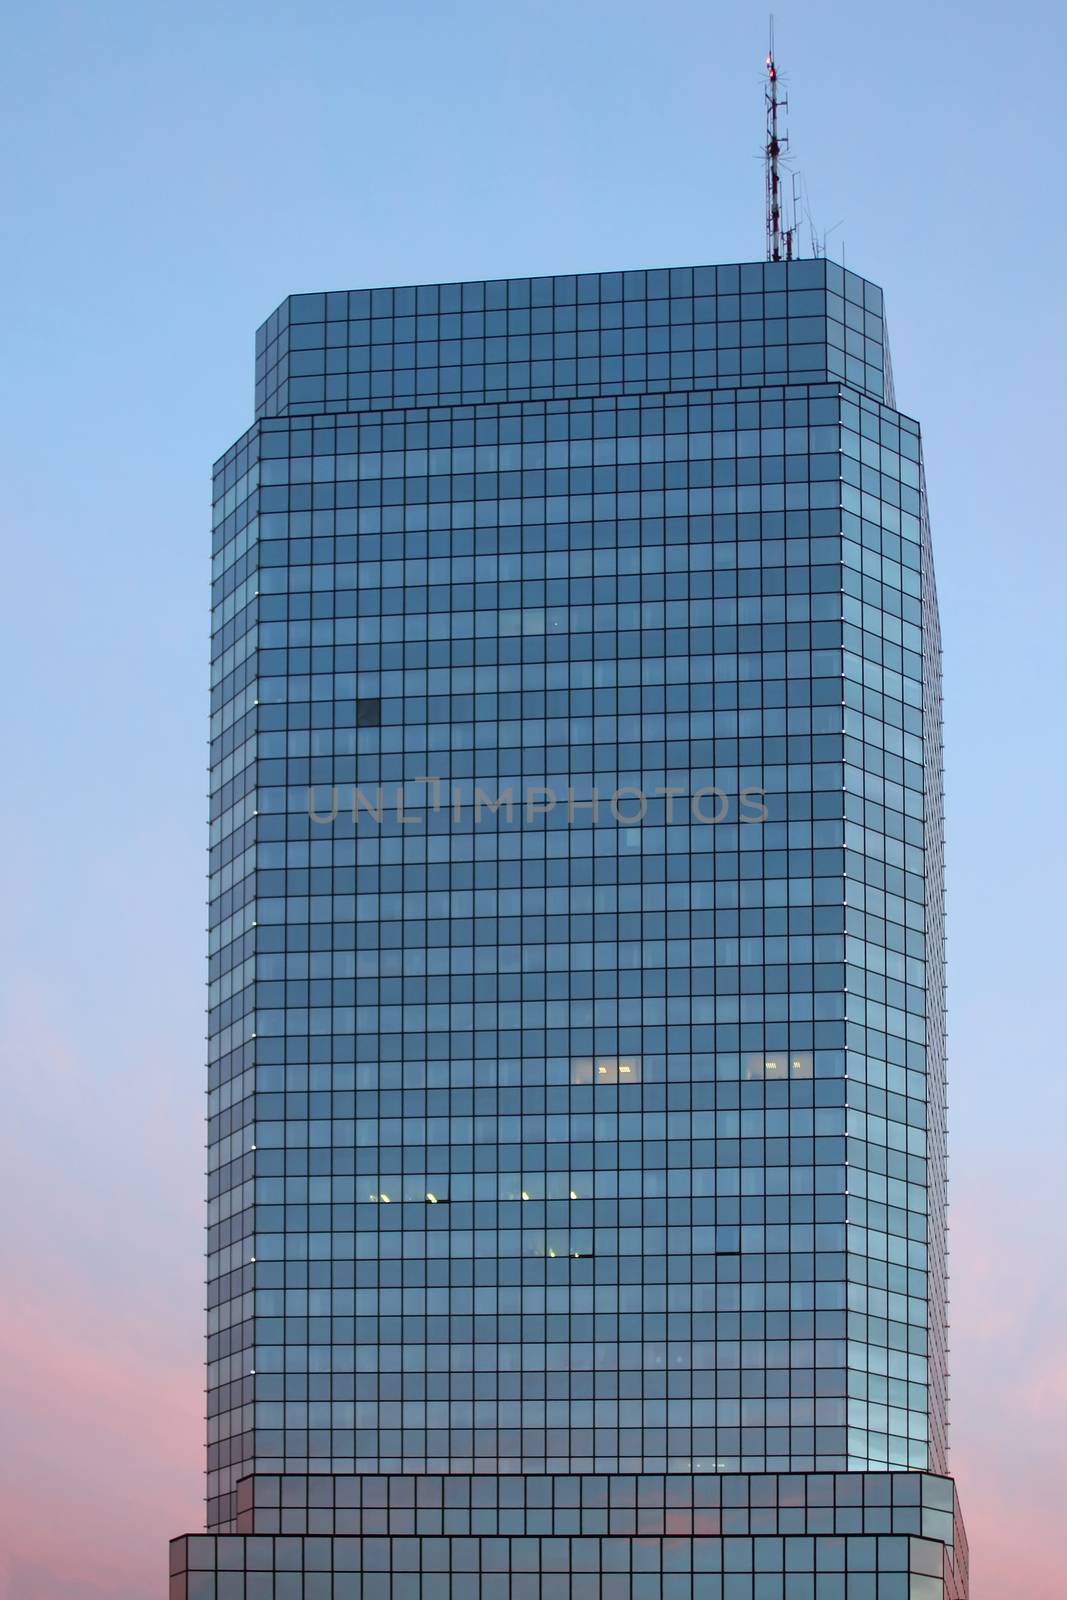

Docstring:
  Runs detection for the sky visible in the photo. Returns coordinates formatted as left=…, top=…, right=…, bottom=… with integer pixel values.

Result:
left=0, top=0, right=1064, bottom=1593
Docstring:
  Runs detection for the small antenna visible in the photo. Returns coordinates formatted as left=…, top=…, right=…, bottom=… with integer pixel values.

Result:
left=764, top=18, right=793, bottom=262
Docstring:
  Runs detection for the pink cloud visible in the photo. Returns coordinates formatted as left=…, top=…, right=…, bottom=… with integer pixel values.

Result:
left=0, top=1271, right=202, bottom=1599
left=949, top=1168, right=1067, bottom=1594
left=0, top=980, right=203, bottom=1600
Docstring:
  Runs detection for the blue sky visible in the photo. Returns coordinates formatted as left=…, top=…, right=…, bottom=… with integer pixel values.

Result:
left=0, top=2, right=1064, bottom=1594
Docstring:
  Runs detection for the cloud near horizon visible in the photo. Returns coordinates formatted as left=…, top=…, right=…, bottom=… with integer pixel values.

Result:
left=949, top=1166, right=1067, bottom=1594
left=0, top=982, right=202, bottom=1600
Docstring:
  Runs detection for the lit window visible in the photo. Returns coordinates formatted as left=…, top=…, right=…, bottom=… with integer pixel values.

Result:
left=743, top=1050, right=814, bottom=1080
left=572, top=1055, right=641, bottom=1083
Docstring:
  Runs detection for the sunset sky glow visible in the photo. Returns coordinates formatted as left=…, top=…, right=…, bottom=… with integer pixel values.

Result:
left=1, top=3, right=1064, bottom=1594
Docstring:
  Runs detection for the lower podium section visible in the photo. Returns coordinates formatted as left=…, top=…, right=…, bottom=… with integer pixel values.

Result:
left=170, top=1472, right=967, bottom=1599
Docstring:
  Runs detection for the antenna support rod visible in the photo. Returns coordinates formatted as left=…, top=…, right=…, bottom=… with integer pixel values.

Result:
left=765, top=25, right=793, bottom=262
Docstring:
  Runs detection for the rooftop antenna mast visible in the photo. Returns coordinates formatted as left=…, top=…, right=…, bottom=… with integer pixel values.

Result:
left=764, top=19, right=794, bottom=261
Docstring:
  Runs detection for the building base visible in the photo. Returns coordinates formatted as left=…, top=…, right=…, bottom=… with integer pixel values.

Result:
left=170, top=1471, right=967, bottom=1598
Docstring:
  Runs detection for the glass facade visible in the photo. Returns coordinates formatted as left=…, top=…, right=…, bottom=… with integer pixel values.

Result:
left=173, top=258, right=967, bottom=1597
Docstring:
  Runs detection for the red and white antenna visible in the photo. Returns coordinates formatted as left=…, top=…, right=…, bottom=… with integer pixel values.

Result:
left=764, top=19, right=794, bottom=262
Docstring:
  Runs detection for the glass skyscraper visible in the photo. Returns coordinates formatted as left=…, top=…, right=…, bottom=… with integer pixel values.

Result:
left=170, top=258, right=969, bottom=1598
